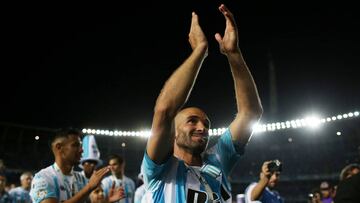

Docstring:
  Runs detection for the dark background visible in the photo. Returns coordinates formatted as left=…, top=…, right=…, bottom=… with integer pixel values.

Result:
left=1, top=2, right=359, bottom=202
left=1, top=0, right=359, bottom=130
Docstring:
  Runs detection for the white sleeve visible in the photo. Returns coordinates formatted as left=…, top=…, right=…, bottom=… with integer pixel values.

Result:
left=244, top=182, right=262, bottom=203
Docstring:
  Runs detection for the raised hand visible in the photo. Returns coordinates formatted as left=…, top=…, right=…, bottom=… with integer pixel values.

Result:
left=260, top=161, right=272, bottom=180
left=87, top=166, right=110, bottom=190
left=215, top=4, right=239, bottom=55
left=108, top=181, right=125, bottom=202
left=188, top=12, right=208, bottom=54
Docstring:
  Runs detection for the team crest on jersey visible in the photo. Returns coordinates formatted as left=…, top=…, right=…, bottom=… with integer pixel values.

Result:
left=33, top=177, right=48, bottom=190
left=37, top=189, right=47, bottom=199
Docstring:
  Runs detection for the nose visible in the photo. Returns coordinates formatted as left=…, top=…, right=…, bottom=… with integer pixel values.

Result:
left=195, top=122, right=206, bottom=132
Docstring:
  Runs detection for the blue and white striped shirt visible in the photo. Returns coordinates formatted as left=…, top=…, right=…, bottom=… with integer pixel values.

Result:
left=141, top=129, right=243, bottom=203
left=30, top=163, right=87, bottom=203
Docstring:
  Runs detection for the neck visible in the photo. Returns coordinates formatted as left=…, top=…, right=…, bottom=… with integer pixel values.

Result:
left=22, top=186, right=30, bottom=191
left=55, top=158, right=73, bottom=175
left=174, top=146, right=203, bottom=166
left=84, top=171, right=92, bottom=179
left=114, top=172, right=123, bottom=179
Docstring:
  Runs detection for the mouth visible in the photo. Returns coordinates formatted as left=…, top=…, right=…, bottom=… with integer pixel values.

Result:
left=191, top=133, right=208, bottom=141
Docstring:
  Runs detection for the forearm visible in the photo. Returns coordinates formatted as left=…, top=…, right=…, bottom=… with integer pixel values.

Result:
left=250, top=178, right=268, bottom=201
left=154, top=45, right=207, bottom=116
left=227, top=50, right=263, bottom=143
left=227, top=50, right=262, bottom=116
left=148, top=45, right=207, bottom=163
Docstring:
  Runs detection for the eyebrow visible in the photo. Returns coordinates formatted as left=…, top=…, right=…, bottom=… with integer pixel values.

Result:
left=187, top=115, right=211, bottom=127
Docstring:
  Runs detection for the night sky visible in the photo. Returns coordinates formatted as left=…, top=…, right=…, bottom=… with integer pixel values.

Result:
left=1, top=1, right=359, bottom=130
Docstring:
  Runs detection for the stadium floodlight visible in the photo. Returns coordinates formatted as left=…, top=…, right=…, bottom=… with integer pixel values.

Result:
left=82, top=109, right=358, bottom=137
left=336, top=131, right=342, bottom=136
left=305, top=116, right=322, bottom=128
left=35, top=136, right=40, bottom=140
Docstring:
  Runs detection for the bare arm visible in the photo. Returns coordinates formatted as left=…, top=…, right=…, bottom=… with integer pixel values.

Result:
left=215, top=4, right=263, bottom=145
left=147, top=12, right=208, bottom=164
left=40, top=167, right=110, bottom=203
left=250, top=161, right=271, bottom=201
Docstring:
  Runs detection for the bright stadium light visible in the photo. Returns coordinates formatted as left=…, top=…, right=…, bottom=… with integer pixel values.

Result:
left=82, top=109, right=358, bottom=137
left=305, top=116, right=322, bottom=128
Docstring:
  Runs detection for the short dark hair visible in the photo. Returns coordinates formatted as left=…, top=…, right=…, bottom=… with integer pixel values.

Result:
left=50, top=127, right=82, bottom=146
left=108, top=154, right=124, bottom=165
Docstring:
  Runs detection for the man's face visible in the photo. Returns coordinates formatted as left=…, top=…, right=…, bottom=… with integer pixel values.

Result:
left=175, top=108, right=210, bottom=155
left=21, top=175, right=33, bottom=190
left=109, top=159, right=123, bottom=175
left=60, top=135, right=83, bottom=165
left=267, top=172, right=280, bottom=189
left=82, top=161, right=97, bottom=177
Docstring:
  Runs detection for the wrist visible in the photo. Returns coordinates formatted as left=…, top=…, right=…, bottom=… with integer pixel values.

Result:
left=259, top=172, right=270, bottom=181
left=85, top=183, right=94, bottom=193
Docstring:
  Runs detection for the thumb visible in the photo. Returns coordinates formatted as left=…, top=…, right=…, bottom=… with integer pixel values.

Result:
left=215, top=33, right=222, bottom=44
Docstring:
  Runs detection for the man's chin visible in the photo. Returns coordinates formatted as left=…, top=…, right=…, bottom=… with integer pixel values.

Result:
left=268, top=182, right=276, bottom=189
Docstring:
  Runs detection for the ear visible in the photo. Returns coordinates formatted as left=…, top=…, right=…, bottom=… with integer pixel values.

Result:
left=55, top=142, right=62, bottom=151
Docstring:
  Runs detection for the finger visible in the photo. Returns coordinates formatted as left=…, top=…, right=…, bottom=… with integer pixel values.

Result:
left=218, top=4, right=236, bottom=27
left=219, top=4, right=233, bottom=18
left=215, top=33, right=222, bottom=44
left=191, top=12, right=199, bottom=27
left=97, top=167, right=110, bottom=177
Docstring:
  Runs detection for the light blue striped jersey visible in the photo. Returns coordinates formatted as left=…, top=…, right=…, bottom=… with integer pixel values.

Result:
left=9, top=187, right=31, bottom=203
left=134, top=184, right=146, bottom=203
left=30, top=163, right=88, bottom=203
left=101, top=175, right=135, bottom=203
left=141, top=128, right=243, bottom=203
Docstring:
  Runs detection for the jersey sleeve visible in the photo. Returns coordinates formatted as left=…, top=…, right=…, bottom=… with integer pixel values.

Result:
left=214, top=128, right=244, bottom=175
left=141, top=151, right=174, bottom=191
left=30, top=174, right=58, bottom=203
left=244, top=182, right=262, bottom=203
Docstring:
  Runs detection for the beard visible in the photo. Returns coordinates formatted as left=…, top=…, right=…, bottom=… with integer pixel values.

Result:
left=175, top=131, right=208, bottom=155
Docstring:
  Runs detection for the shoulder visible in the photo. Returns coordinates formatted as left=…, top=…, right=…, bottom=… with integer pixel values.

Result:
left=101, top=175, right=113, bottom=185
left=35, top=165, right=56, bottom=179
left=9, top=186, right=23, bottom=194
left=124, top=176, right=135, bottom=183
left=245, top=182, right=258, bottom=193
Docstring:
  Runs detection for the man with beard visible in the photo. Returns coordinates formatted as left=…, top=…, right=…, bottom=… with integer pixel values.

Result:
left=30, top=128, right=121, bottom=203
left=141, top=4, right=262, bottom=203
left=244, top=160, right=284, bottom=203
